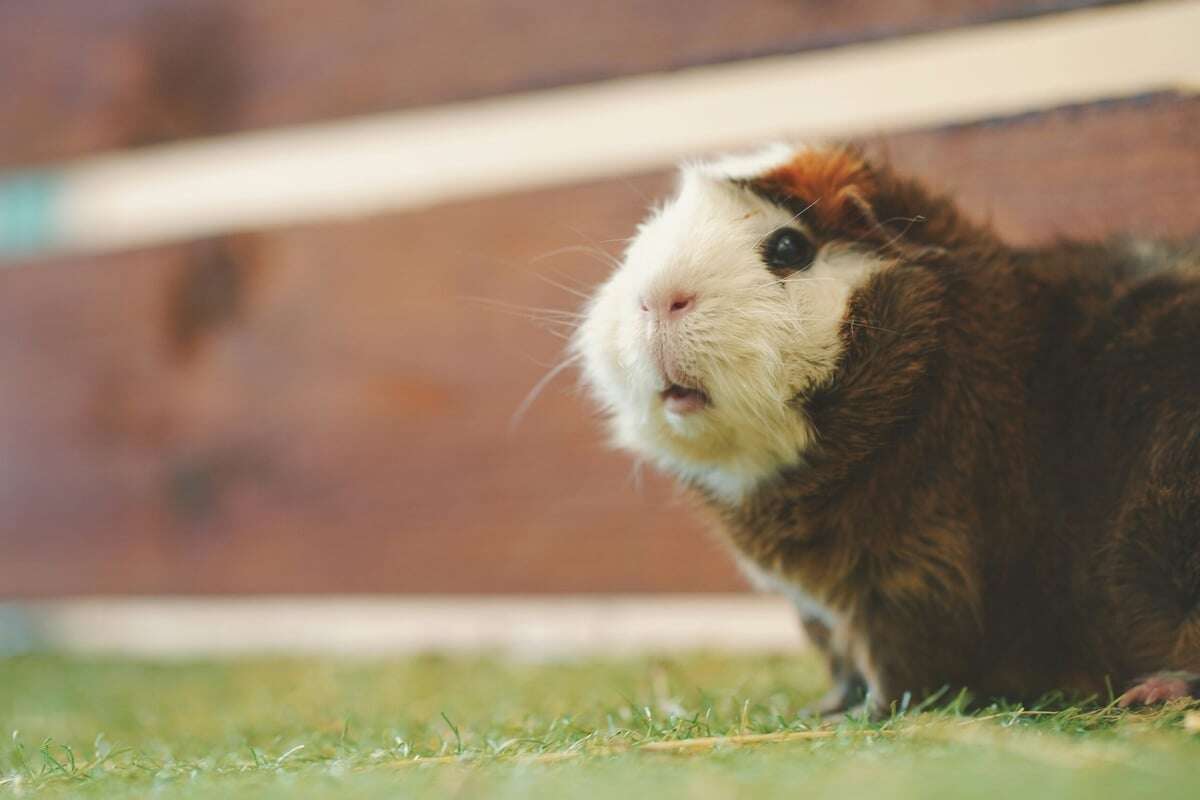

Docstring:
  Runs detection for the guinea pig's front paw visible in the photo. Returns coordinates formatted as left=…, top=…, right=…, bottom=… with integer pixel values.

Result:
left=802, top=677, right=867, bottom=718
left=1117, top=671, right=1200, bottom=707
left=810, top=700, right=872, bottom=725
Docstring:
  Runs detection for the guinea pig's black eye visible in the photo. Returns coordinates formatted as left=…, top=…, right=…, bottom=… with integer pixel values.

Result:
left=761, top=228, right=816, bottom=273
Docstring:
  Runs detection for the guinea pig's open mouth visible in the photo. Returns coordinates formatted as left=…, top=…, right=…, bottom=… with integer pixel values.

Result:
left=661, top=383, right=710, bottom=415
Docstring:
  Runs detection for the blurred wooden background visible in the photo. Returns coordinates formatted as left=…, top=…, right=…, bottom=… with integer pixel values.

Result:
left=2, top=0, right=1198, bottom=595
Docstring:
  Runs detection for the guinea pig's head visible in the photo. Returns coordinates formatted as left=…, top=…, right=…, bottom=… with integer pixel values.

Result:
left=575, top=144, right=896, bottom=501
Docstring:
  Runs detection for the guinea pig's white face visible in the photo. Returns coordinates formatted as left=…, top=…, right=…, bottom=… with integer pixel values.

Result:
left=575, top=146, right=886, bottom=502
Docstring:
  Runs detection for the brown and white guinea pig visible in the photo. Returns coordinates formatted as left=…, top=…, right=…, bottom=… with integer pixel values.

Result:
left=574, top=143, right=1200, bottom=717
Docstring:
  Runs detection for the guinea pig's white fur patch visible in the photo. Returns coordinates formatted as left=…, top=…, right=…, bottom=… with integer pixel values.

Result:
left=575, top=146, right=886, bottom=502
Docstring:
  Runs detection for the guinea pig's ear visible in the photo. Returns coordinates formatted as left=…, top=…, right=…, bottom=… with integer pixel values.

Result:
left=750, top=146, right=880, bottom=236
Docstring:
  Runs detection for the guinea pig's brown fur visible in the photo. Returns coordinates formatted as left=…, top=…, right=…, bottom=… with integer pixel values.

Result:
left=578, top=144, right=1200, bottom=716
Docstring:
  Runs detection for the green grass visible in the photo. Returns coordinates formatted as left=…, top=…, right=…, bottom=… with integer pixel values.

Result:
left=2, top=651, right=1199, bottom=798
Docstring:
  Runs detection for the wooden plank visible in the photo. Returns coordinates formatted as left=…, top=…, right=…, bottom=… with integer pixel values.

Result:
left=1, top=179, right=737, bottom=595
left=874, top=94, right=1200, bottom=243
left=0, top=0, right=1128, bottom=168
left=0, top=94, right=1197, bottom=596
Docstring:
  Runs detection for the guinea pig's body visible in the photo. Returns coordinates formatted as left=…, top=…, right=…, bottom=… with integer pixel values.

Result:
left=576, top=145, right=1200, bottom=716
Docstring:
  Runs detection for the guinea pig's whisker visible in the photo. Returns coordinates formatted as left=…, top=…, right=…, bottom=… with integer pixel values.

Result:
left=752, top=198, right=821, bottom=249
left=529, top=244, right=623, bottom=272
left=863, top=217, right=948, bottom=261
left=871, top=214, right=927, bottom=232
left=531, top=272, right=593, bottom=301
left=569, top=228, right=629, bottom=267
left=845, top=317, right=901, bottom=335
left=597, top=235, right=636, bottom=246
left=461, top=298, right=585, bottom=342
left=477, top=311, right=581, bottom=334
left=510, top=351, right=585, bottom=431
left=463, top=296, right=585, bottom=320
left=545, top=264, right=600, bottom=291
left=785, top=275, right=845, bottom=284
left=620, top=177, right=652, bottom=205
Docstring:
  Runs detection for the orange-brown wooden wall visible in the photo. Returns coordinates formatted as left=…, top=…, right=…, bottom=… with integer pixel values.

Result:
left=4, top=2, right=1197, bottom=596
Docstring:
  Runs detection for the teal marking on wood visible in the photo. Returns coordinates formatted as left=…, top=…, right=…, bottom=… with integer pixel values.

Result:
left=0, top=172, right=59, bottom=259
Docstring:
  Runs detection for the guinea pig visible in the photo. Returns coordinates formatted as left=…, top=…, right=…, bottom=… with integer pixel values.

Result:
left=575, top=143, right=1200, bottom=717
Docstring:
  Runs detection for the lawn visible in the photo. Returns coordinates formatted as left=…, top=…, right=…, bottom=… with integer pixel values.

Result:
left=2, top=650, right=1199, bottom=799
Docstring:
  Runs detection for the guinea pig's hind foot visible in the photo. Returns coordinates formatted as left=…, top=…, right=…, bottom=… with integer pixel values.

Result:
left=1117, top=671, right=1200, bottom=708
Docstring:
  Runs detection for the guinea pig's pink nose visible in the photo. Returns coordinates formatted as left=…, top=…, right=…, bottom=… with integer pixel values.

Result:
left=640, top=291, right=696, bottom=322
